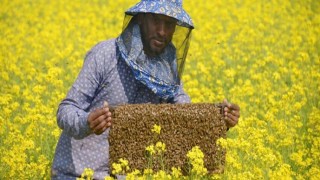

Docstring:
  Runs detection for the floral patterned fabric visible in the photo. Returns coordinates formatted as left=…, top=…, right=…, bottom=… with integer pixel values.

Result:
left=126, top=0, right=194, bottom=29
left=116, top=23, right=180, bottom=100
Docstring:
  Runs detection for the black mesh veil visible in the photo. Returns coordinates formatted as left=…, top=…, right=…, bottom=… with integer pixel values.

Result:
left=120, top=14, right=193, bottom=84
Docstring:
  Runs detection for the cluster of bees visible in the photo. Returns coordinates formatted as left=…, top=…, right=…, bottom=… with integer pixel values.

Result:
left=109, top=103, right=227, bottom=174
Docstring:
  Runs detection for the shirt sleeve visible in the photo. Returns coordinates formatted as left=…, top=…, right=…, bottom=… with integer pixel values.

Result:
left=172, top=82, right=191, bottom=104
left=56, top=41, right=113, bottom=139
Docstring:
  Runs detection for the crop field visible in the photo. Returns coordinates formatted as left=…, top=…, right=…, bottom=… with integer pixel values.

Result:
left=0, top=0, right=319, bottom=179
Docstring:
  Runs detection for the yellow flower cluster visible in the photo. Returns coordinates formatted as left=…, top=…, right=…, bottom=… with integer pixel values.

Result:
left=1, top=0, right=319, bottom=179
left=146, top=124, right=166, bottom=157
left=171, top=167, right=183, bottom=179
left=146, top=144, right=156, bottom=155
left=145, top=141, right=166, bottom=155
left=151, top=124, right=161, bottom=134
left=126, top=169, right=142, bottom=180
left=77, top=168, right=94, bottom=180
left=186, top=146, right=208, bottom=176
left=112, top=158, right=130, bottom=175
left=155, top=141, right=166, bottom=154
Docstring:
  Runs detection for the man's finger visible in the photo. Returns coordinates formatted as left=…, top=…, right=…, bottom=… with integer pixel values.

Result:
left=224, top=103, right=240, bottom=115
left=106, top=111, right=112, bottom=118
left=227, top=113, right=239, bottom=125
left=93, top=120, right=107, bottom=134
left=225, top=115, right=238, bottom=127
left=229, top=103, right=240, bottom=111
left=103, top=101, right=109, bottom=108
left=89, top=108, right=109, bottom=122
left=94, top=117, right=112, bottom=135
left=228, top=112, right=239, bottom=122
left=90, top=114, right=109, bottom=128
left=223, top=99, right=230, bottom=107
left=230, top=109, right=240, bottom=118
left=106, top=116, right=112, bottom=123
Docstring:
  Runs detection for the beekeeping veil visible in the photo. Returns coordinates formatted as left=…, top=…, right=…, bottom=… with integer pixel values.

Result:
left=116, top=0, right=194, bottom=100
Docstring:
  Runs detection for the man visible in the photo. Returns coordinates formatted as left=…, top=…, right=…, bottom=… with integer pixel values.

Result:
left=51, top=0, right=240, bottom=179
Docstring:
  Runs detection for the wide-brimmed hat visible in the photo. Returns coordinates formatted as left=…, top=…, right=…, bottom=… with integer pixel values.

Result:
left=125, top=0, right=194, bottom=29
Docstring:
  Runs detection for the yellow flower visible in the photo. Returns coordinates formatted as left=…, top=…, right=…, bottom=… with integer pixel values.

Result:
left=153, top=170, right=170, bottom=179
left=155, top=141, right=166, bottom=154
left=112, top=158, right=130, bottom=175
left=126, top=169, right=141, bottom=180
left=171, top=167, right=182, bottom=178
left=111, top=163, right=122, bottom=175
left=143, top=168, right=153, bottom=175
left=119, top=158, right=130, bottom=171
left=187, top=146, right=207, bottom=176
left=104, top=176, right=114, bottom=180
left=78, top=168, right=94, bottom=180
left=151, top=124, right=161, bottom=134
left=146, top=144, right=155, bottom=155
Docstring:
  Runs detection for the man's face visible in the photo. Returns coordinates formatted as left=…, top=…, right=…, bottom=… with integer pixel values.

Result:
left=138, top=13, right=177, bottom=57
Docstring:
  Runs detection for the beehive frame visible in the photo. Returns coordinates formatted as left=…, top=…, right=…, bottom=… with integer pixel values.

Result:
left=109, top=103, right=227, bottom=174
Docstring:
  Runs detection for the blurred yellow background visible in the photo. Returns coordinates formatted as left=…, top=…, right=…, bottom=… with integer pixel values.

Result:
left=0, top=0, right=319, bottom=179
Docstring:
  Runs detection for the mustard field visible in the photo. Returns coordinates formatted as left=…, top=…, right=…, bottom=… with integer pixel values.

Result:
left=0, top=0, right=319, bottom=179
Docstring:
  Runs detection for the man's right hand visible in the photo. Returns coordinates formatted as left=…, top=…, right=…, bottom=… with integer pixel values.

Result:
left=87, top=101, right=112, bottom=135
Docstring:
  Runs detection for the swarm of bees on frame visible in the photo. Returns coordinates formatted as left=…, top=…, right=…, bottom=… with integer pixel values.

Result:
left=109, top=103, right=227, bottom=174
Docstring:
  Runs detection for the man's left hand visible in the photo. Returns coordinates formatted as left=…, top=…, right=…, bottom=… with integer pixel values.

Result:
left=222, top=99, right=240, bottom=128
